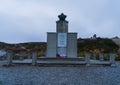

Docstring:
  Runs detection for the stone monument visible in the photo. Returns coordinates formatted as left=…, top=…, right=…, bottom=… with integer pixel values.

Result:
left=46, top=13, right=77, bottom=58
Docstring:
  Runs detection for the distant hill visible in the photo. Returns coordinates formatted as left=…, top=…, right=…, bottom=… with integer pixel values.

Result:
left=0, top=42, right=46, bottom=52
left=77, top=38, right=119, bottom=53
left=0, top=38, right=119, bottom=53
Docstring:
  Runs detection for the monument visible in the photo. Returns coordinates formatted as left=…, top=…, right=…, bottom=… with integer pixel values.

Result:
left=46, top=13, right=77, bottom=58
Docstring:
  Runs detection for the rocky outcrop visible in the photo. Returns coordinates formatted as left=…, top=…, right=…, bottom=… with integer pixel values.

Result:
left=112, top=39, right=120, bottom=54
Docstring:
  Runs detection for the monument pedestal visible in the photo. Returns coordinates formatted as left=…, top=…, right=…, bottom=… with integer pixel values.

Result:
left=47, top=33, right=77, bottom=58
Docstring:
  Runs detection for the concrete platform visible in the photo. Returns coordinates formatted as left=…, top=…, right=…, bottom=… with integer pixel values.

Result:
left=0, top=58, right=112, bottom=66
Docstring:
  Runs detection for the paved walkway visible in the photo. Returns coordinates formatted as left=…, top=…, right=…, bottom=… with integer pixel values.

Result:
left=0, top=62, right=120, bottom=85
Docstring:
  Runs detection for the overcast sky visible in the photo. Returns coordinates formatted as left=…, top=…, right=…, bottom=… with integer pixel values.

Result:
left=0, top=0, right=120, bottom=43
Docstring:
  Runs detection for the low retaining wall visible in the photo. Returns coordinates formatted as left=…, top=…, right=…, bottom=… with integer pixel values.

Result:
left=4, top=52, right=116, bottom=66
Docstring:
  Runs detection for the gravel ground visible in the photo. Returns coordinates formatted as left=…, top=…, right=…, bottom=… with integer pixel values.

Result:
left=0, top=62, right=120, bottom=85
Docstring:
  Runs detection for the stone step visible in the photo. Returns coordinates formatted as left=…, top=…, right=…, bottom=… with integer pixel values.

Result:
left=37, top=57, right=85, bottom=61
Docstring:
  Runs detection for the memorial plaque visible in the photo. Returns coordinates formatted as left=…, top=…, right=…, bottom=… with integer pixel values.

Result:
left=57, top=33, right=67, bottom=47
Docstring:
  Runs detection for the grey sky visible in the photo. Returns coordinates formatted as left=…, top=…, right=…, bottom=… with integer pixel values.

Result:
left=0, top=0, right=120, bottom=43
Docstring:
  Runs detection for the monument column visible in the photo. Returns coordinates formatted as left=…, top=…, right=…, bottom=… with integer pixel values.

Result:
left=56, top=13, right=68, bottom=58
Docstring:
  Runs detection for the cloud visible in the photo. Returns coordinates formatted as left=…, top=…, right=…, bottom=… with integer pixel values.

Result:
left=0, top=0, right=120, bottom=43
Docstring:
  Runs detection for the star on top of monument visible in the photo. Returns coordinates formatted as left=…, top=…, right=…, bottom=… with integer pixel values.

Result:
left=58, top=13, right=67, bottom=21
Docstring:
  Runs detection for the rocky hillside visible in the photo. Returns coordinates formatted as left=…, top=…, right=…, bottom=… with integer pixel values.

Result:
left=0, top=42, right=46, bottom=52
left=112, top=39, right=120, bottom=54
left=0, top=38, right=119, bottom=54
left=112, top=39, right=120, bottom=47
